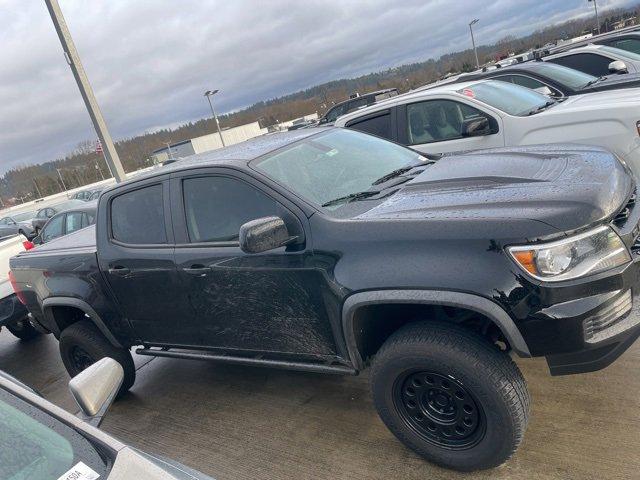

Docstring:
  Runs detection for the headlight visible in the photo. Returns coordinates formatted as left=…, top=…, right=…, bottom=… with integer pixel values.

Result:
left=507, top=226, right=631, bottom=282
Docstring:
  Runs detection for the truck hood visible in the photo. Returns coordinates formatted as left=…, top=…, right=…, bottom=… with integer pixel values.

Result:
left=358, top=144, right=632, bottom=232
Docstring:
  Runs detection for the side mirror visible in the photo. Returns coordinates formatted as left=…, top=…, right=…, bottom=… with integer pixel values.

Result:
left=533, top=86, right=554, bottom=97
left=609, top=60, right=628, bottom=74
left=239, top=216, right=295, bottom=254
left=68, top=357, right=123, bottom=427
left=461, top=116, right=491, bottom=137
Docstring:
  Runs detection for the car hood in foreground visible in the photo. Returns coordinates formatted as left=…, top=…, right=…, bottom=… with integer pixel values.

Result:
left=358, top=144, right=632, bottom=232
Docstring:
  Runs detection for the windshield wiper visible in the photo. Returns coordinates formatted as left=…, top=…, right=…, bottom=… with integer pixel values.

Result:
left=527, top=100, right=556, bottom=115
left=321, top=190, right=380, bottom=207
left=372, top=166, right=417, bottom=185
left=582, top=76, right=607, bottom=88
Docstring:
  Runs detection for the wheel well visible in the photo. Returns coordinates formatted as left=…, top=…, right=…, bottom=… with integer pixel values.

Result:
left=49, top=305, right=89, bottom=336
left=351, top=303, right=509, bottom=366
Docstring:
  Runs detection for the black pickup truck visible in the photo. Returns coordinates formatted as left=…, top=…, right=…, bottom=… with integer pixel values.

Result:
left=9, top=128, right=640, bottom=471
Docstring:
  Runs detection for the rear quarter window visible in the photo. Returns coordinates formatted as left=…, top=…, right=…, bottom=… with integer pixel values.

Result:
left=111, top=184, right=166, bottom=245
left=346, top=111, right=393, bottom=140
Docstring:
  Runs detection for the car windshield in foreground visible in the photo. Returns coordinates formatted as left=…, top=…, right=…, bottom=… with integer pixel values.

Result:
left=12, top=211, right=35, bottom=222
left=460, top=80, right=553, bottom=116
left=0, top=388, right=108, bottom=480
left=598, top=45, right=640, bottom=62
left=532, top=62, right=597, bottom=89
left=252, top=129, right=426, bottom=209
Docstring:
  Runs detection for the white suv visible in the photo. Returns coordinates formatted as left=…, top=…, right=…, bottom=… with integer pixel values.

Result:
left=335, top=79, right=640, bottom=176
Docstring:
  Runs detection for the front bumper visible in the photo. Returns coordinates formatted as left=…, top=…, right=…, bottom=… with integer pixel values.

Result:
left=531, top=261, right=640, bottom=376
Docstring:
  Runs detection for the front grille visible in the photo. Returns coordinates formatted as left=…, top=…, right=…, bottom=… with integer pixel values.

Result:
left=583, top=290, right=633, bottom=343
left=613, top=189, right=636, bottom=228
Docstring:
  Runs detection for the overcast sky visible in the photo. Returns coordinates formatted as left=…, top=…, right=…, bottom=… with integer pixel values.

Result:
left=0, top=0, right=637, bottom=174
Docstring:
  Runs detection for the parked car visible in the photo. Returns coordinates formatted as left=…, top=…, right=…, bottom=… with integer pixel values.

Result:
left=0, top=357, right=214, bottom=480
left=318, top=88, right=398, bottom=125
left=543, top=44, right=640, bottom=76
left=335, top=79, right=640, bottom=176
left=70, top=188, right=102, bottom=201
left=0, top=235, right=39, bottom=340
left=0, top=211, right=36, bottom=239
left=549, top=28, right=640, bottom=55
left=33, top=201, right=97, bottom=245
left=88, top=188, right=104, bottom=201
left=430, top=61, right=640, bottom=98
left=10, top=128, right=640, bottom=471
left=31, top=199, right=86, bottom=234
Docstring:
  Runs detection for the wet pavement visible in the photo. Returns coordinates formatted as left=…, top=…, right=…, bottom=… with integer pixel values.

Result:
left=1, top=329, right=638, bottom=480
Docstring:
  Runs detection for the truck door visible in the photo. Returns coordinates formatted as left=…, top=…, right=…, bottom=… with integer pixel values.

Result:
left=169, top=170, right=338, bottom=357
left=96, top=178, right=183, bottom=344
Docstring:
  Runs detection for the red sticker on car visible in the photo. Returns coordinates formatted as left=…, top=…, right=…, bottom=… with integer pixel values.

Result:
left=462, top=88, right=475, bottom=98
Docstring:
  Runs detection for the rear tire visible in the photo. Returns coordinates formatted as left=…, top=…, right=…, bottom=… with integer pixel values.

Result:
left=6, top=317, right=41, bottom=341
left=59, top=320, right=135, bottom=396
left=370, top=321, right=530, bottom=472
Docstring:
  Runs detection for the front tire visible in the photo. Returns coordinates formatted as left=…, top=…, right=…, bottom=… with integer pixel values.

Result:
left=370, top=321, right=530, bottom=472
left=59, top=320, right=135, bottom=396
left=6, top=317, right=41, bottom=341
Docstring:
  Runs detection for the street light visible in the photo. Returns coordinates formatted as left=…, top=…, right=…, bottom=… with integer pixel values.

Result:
left=204, top=89, right=225, bottom=147
left=588, top=0, right=600, bottom=34
left=469, top=19, right=480, bottom=69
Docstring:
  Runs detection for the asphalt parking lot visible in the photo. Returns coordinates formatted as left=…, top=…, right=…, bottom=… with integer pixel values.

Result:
left=1, top=329, right=639, bottom=480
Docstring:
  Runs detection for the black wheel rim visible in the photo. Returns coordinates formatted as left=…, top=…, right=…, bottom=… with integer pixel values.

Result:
left=393, top=370, right=486, bottom=450
left=70, top=346, right=95, bottom=373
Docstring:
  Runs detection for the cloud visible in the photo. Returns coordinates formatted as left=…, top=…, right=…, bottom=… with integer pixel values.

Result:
left=0, top=0, right=636, bottom=173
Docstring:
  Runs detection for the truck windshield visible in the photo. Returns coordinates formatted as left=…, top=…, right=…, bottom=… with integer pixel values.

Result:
left=252, top=129, right=425, bottom=208
left=532, top=63, right=597, bottom=89
left=598, top=45, right=640, bottom=62
left=459, top=80, right=552, bottom=116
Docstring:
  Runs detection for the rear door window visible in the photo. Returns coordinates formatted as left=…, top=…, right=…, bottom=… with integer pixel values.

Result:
left=111, top=184, right=167, bottom=245
left=346, top=110, right=393, bottom=140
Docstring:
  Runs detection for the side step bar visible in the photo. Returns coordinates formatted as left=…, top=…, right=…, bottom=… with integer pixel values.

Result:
left=135, top=347, right=357, bottom=375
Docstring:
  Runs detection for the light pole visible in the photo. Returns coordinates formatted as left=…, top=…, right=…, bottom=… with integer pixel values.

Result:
left=469, top=19, right=480, bottom=69
left=44, top=0, right=126, bottom=182
left=588, top=0, right=600, bottom=34
left=204, top=89, right=225, bottom=147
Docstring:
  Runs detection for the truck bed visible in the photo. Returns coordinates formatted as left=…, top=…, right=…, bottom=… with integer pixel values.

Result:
left=23, top=225, right=97, bottom=255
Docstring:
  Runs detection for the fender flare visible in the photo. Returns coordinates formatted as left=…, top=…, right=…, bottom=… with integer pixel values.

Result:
left=341, top=289, right=531, bottom=370
left=42, top=297, right=122, bottom=348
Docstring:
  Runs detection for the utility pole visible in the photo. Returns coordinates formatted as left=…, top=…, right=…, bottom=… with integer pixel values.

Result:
left=469, top=19, right=480, bottom=69
left=588, top=0, right=600, bottom=34
left=44, top=0, right=126, bottom=182
left=56, top=168, right=67, bottom=191
left=204, top=90, right=226, bottom=147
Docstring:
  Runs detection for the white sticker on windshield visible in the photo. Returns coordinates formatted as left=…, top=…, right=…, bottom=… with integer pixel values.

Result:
left=325, top=149, right=338, bottom=157
left=57, top=462, right=100, bottom=480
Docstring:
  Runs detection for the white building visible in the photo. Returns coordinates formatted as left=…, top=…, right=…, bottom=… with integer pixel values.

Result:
left=152, top=121, right=267, bottom=163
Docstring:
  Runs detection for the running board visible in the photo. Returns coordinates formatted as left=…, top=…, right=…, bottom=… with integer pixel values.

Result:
left=135, top=347, right=357, bottom=375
